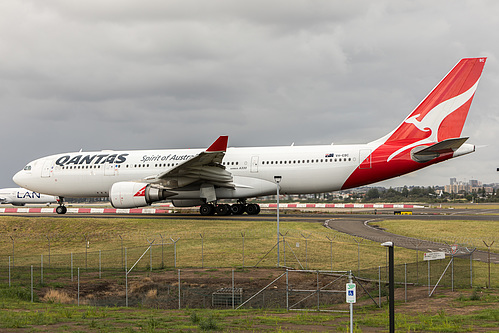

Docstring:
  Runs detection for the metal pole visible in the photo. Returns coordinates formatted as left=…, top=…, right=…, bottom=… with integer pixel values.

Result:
left=276, top=179, right=280, bottom=267
left=349, top=270, right=353, bottom=333
left=470, top=250, right=473, bottom=288
left=84, top=234, right=88, bottom=270
left=330, top=240, right=333, bottom=271
left=451, top=254, right=454, bottom=292
left=178, top=269, right=181, bottom=309
left=78, top=267, right=80, bottom=306
left=286, top=269, right=289, bottom=311
left=405, top=263, right=407, bottom=303
left=232, top=269, right=235, bottom=310
left=388, top=245, right=394, bottom=333
left=10, top=236, right=14, bottom=268
left=316, top=270, right=320, bottom=311
left=71, top=252, right=73, bottom=282
left=46, top=236, right=51, bottom=267
left=8, top=256, right=11, bottom=287
left=159, top=233, right=164, bottom=268
left=483, top=241, right=494, bottom=288
left=41, top=254, right=43, bottom=286
left=378, top=266, right=381, bottom=307
left=119, top=234, right=124, bottom=270
left=31, top=265, right=33, bottom=303
left=200, top=233, right=204, bottom=268
left=99, top=250, right=102, bottom=279
left=241, top=232, right=245, bottom=268
left=125, top=247, right=128, bottom=307
left=428, top=260, right=430, bottom=295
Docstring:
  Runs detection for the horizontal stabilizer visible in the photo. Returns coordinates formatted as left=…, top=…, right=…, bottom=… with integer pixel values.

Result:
left=411, top=137, right=469, bottom=163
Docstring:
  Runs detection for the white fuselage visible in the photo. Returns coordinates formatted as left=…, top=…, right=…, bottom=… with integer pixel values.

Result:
left=0, top=187, right=58, bottom=205
left=13, top=143, right=377, bottom=200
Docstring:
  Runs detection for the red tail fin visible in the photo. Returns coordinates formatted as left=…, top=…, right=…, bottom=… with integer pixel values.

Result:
left=386, top=58, right=486, bottom=144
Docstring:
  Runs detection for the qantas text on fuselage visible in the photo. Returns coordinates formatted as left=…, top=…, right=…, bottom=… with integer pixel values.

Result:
left=13, top=58, right=486, bottom=216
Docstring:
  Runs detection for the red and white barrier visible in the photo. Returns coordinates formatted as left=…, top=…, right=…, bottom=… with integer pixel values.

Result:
left=0, top=203, right=424, bottom=214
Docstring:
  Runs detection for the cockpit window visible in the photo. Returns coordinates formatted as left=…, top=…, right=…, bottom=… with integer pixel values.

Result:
left=23, top=165, right=32, bottom=171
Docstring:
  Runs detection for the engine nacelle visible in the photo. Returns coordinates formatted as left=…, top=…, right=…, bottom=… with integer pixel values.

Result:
left=110, top=182, right=172, bottom=208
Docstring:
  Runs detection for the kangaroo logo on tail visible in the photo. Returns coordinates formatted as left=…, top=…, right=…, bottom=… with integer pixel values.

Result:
left=387, top=80, right=480, bottom=161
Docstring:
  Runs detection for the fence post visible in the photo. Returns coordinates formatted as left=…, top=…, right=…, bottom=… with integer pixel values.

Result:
left=119, top=234, right=124, bottom=270
left=31, top=265, right=33, bottom=303
left=8, top=256, right=11, bottom=287
left=46, top=235, right=51, bottom=268
left=301, top=233, right=310, bottom=270
left=326, top=236, right=335, bottom=272
left=427, top=260, right=431, bottom=296
left=71, top=252, right=73, bottom=282
left=84, top=234, right=89, bottom=269
left=99, top=250, right=102, bottom=279
left=178, top=269, right=181, bottom=309
left=125, top=247, right=128, bottom=307
left=159, top=233, right=164, bottom=268
left=41, top=254, right=43, bottom=286
left=147, top=238, right=154, bottom=271
left=354, top=238, right=363, bottom=277
left=378, top=266, right=381, bottom=307
left=241, top=232, right=245, bottom=268
left=232, top=268, right=235, bottom=310
left=10, top=236, right=14, bottom=268
left=404, top=263, right=407, bottom=303
left=170, top=237, right=180, bottom=268
left=451, top=254, right=454, bottom=292
left=483, top=241, right=494, bottom=288
left=200, top=233, right=204, bottom=268
left=78, top=267, right=80, bottom=306
left=286, top=269, right=289, bottom=311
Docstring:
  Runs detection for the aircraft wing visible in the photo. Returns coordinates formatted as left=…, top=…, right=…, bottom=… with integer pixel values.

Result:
left=145, top=136, right=234, bottom=189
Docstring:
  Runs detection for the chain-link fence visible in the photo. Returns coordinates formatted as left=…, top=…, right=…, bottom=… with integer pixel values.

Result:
left=1, top=229, right=495, bottom=310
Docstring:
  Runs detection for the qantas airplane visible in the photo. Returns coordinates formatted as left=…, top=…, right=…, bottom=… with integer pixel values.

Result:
left=0, top=188, right=57, bottom=206
left=13, top=58, right=486, bottom=215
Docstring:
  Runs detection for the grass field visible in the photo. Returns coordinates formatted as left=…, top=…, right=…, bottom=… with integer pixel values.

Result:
left=376, top=219, right=498, bottom=251
left=0, top=215, right=498, bottom=331
left=1, top=216, right=418, bottom=272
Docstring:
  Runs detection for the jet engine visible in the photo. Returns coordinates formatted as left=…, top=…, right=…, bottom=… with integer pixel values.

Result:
left=110, top=182, right=172, bottom=208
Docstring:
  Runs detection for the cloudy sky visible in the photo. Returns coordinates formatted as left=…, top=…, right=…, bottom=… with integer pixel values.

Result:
left=1, top=0, right=498, bottom=189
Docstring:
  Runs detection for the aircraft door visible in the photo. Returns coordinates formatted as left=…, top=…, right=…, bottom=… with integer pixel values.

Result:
left=104, top=164, right=118, bottom=176
left=250, top=156, right=259, bottom=173
left=41, top=160, right=54, bottom=178
left=359, top=149, right=372, bottom=169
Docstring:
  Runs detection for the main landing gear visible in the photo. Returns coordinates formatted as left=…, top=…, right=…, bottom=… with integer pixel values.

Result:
left=199, top=202, right=261, bottom=216
left=55, top=197, right=67, bottom=214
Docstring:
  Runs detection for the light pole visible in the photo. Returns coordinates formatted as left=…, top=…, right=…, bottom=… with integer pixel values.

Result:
left=381, top=241, right=394, bottom=333
left=274, top=176, right=282, bottom=267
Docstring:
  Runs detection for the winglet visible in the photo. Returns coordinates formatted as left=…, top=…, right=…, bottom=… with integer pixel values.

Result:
left=206, top=136, right=228, bottom=152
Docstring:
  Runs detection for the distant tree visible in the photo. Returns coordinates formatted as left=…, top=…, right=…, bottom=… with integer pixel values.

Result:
left=365, top=188, right=380, bottom=200
left=402, top=186, right=409, bottom=197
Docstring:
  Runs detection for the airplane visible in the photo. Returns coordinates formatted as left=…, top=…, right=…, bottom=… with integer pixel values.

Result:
left=0, top=187, right=58, bottom=206
left=13, top=57, right=486, bottom=215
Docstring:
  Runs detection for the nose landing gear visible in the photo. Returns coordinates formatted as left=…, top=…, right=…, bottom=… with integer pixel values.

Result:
left=55, top=197, right=67, bottom=214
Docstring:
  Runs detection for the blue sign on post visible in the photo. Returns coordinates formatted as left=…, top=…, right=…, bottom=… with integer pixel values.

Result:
left=346, top=283, right=356, bottom=303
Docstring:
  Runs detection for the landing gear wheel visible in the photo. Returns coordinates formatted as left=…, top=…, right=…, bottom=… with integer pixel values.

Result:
left=230, top=204, right=245, bottom=215
left=200, top=204, right=215, bottom=216
left=215, top=204, right=232, bottom=216
left=246, top=203, right=260, bottom=215
left=56, top=205, right=67, bottom=214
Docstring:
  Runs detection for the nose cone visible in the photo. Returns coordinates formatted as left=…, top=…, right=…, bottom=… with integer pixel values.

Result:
left=13, top=170, right=27, bottom=187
